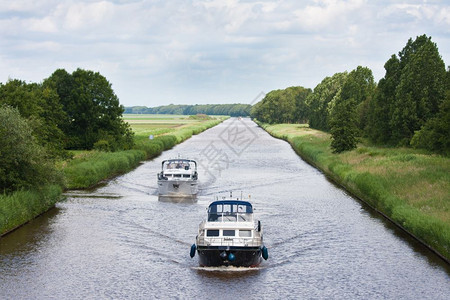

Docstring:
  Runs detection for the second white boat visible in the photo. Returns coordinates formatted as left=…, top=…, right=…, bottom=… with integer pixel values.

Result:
left=157, top=159, right=198, bottom=197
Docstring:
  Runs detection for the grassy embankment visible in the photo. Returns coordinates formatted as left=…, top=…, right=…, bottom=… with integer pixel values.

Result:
left=259, top=122, right=450, bottom=262
left=0, top=185, right=62, bottom=236
left=1, top=114, right=227, bottom=235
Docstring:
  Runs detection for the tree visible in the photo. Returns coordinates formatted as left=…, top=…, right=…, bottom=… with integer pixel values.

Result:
left=329, top=97, right=358, bottom=153
left=390, top=36, right=446, bottom=145
left=329, top=66, right=375, bottom=153
left=0, top=105, right=61, bottom=193
left=411, top=67, right=450, bottom=155
left=250, top=86, right=311, bottom=124
left=366, top=55, right=401, bottom=144
left=306, top=72, right=348, bottom=131
left=410, top=94, right=450, bottom=155
left=45, top=68, right=134, bottom=150
left=338, top=66, right=375, bottom=132
left=0, top=79, right=67, bottom=157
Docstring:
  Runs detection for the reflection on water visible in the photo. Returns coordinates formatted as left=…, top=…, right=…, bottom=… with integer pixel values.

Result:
left=158, top=195, right=197, bottom=204
left=0, top=118, right=449, bottom=299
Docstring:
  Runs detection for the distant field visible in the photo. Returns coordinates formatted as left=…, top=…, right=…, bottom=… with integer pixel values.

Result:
left=123, top=114, right=186, bottom=120
left=123, top=113, right=223, bottom=137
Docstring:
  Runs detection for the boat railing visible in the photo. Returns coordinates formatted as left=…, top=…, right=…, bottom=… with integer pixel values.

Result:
left=197, top=236, right=262, bottom=247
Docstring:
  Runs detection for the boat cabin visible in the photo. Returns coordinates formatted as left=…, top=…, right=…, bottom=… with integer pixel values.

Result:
left=159, top=159, right=198, bottom=180
left=207, top=200, right=253, bottom=222
left=162, top=159, right=197, bottom=171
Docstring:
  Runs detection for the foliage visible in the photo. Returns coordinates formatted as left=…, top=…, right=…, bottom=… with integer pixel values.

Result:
left=45, top=68, right=134, bottom=150
left=0, top=105, right=62, bottom=193
left=366, top=55, right=401, bottom=144
left=306, top=72, right=348, bottom=132
left=125, top=103, right=251, bottom=117
left=367, top=35, right=447, bottom=146
left=250, top=86, right=311, bottom=124
left=0, top=79, right=67, bottom=157
left=329, top=66, right=375, bottom=153
left=411, top=93, right=450, bottom=155
left=329, top=97, right=358, bottom=153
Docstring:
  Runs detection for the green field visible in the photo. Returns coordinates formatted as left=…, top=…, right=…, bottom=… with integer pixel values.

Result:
left=123, top=114, right=222, bottom=137
left=260, top=122, right=450, bottom=261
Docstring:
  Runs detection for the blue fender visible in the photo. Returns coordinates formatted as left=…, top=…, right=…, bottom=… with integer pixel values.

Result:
left=262, top=246, right=268, bottom=260
left=190, top=244, right=196, bottom=258
left=228, top=252, right=235, bottom=261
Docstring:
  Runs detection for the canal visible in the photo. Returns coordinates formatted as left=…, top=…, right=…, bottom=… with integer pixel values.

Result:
left=0, top=118, right=449, bottom=299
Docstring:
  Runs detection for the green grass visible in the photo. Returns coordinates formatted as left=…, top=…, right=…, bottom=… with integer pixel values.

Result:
left=0, top=185, right=62, bottom=235
left=260, top=122, right=450, bottom=261
left=63, top=150, right=146, bottom=189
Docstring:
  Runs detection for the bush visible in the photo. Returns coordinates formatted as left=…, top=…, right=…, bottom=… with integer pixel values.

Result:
left=0, top=105, right=62, bottom=193
left=93, top=139, right=111, bottom=152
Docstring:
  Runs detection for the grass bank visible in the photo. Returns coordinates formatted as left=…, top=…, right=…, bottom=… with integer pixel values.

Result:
left=0, top=185, right=62, bottom=235
left=259, top=122, right=450, bottom=262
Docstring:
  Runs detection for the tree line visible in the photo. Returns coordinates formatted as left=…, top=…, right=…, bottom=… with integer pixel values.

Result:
left=0, top=68, right=133, bottom=193
left=125, top=103, right=251, bottom=117
left=251, top=35, right=449, bottom=155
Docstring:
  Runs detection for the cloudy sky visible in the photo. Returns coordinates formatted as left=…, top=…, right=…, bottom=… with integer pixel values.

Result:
left=1, top=0, right=449, bottom=107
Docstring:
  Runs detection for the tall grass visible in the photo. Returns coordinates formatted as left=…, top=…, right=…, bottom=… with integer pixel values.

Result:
left=0, top=185, right=61, bottom=235
left=260, top=122, right=450, bottom=261
left=63, top=150, right=146, bottom=189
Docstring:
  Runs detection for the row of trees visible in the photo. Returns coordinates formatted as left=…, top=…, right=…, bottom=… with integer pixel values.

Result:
left=0, top=69, right=133, bottom=192
left=125, top=103, right=252, bottom=117
left=251, top=35, right=449, bottom=154
left=250, top=87, right=311, bottom=124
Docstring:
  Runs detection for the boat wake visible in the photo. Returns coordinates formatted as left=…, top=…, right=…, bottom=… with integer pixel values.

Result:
left=192, top=265, right=264, bottom=272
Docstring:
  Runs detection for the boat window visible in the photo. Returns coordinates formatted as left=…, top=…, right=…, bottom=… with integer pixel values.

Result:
left=223, top=204, right=231, bottom=213
left=238, top=205, right=250, bottom=213
left=208, top=214, right=219, bottom=221
left=174, top=174, right=182, bottom=178
left=182, top=174, right=190, bottom=178
left=223, top=230, right=235, bottom=236
left=223, top=204, right=238, bottom=214
left=239, top=230, right=251, bottom=237
left=206, top=230, right=219, bottom=237
left=238, top=214, right=252, bottom=222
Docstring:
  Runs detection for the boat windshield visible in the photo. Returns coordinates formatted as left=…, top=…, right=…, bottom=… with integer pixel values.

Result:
left=163, top=160, right=196, bottom=171
left=207, top=201, right=253, bottom=222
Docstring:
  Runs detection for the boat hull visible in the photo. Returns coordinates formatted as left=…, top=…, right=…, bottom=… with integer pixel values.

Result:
left=157, top=179, right=198, bottom=197
left=196, top=246, right=262, bottom=267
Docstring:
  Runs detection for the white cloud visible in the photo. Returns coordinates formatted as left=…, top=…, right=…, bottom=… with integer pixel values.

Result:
left=293, top=0, right=365, bottom=32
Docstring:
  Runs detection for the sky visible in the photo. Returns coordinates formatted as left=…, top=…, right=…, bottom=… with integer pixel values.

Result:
left=0, top=0, right=449, bottom=107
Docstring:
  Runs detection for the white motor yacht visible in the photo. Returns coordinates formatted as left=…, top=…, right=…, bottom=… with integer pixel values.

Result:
left=157, top=159, right=198, bottom=197
left=190, top=198, right=268, bottom=267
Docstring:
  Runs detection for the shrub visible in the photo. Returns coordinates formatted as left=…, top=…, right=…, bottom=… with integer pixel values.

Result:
left=0, top=105, right=62, bottom=193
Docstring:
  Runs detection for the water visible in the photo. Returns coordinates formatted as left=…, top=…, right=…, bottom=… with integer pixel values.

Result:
left=0, top=118, right=449, bottom=299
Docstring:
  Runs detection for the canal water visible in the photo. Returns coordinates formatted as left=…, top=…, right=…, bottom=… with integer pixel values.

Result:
left=0, top=118, right=449, bottom=299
